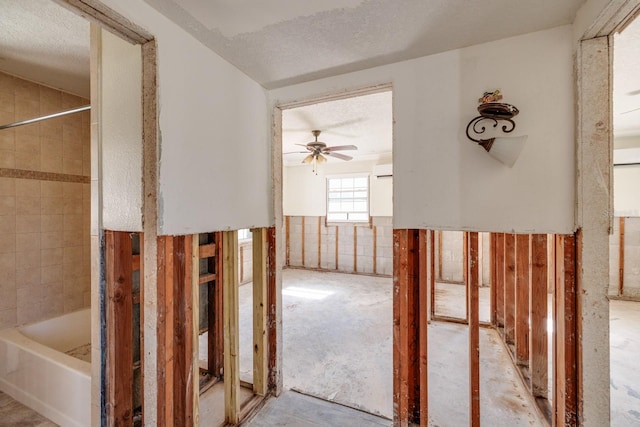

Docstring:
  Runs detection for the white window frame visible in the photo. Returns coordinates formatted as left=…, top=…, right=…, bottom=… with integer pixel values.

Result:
left=237, top=228, right=251, bottom=241
left=326, top=174, right=370, bottom=224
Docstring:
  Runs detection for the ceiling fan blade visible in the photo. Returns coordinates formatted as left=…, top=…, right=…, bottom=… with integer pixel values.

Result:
left=295, top=143, right=311, bottom=149
left=302, top=154, right=314, bottom=164
left=325, top=145, right=358, bottom=152
left=325, top=152, right=353, bottom=161
left=284, top=151, right=310, bottom=154
left=317, top=154, right=327, bottom=164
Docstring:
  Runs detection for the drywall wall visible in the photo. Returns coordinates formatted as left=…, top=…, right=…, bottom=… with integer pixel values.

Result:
left=614, top=165, right=640, bottom=216
left=271, top=26, right=575, bottom=233
left=99, top=0, right=270, bottom=234
left=283, top=160, right=392, bottom=217
left=101, top=29, right=143, bottom=232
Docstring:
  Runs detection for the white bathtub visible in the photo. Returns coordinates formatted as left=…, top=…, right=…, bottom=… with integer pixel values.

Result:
left=0, top=308, right=91, bottom=427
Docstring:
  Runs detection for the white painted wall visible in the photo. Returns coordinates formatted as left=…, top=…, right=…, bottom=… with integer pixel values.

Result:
left=271, top=26, right=575, bottom=234
left=283, top=160, right=393, bottom=217
left=101, top=29, right=143, bottom=232
left=99, top=0, right=270, bottom=235
left=614, top=165, right=640, bottom=216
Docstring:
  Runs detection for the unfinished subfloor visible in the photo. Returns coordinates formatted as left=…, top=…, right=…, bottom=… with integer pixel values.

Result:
left=238, top=269, right=545, bottom=425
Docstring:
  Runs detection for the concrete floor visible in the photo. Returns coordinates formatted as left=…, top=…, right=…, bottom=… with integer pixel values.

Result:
left=610, top=299, right=640, bottom=426
left=434, top=281, right=491, bottom=322
left=240, top=269, right=545, bottom=425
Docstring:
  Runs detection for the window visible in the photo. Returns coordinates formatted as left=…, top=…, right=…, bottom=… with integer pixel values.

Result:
left=326, top=175, right=370, bottom=223
left=238, top=228, right=251, bottom=241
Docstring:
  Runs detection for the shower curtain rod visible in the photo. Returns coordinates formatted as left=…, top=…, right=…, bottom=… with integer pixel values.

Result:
left=0, top=105, right=91, bottom=131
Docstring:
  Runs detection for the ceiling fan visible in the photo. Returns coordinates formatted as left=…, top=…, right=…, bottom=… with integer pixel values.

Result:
left=287, top=130, right=358, bottom=169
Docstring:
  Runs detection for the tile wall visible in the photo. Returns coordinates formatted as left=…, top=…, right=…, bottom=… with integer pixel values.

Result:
left=0, top=71, right=90, bottom=329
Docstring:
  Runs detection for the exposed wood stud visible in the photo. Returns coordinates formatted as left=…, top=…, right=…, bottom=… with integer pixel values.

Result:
left=515, top=234, right=530, bottom=366
left=285, top=216, right=290, bottom=267
left=199, top=243, right=217, bottom=259
left=619, top=216, right=625, bottom=296
left=191, top=236, right=200, bottom=426
left=252, top=228, right=268, bottom=396
left=495, top=233, right=505, bottom=328
left=335, top=226, right=339, bottom=270
left=240, top=245, right=245, bottom=283
left=489, top=233, right=497, bottom=325
left=373, top=226, right=378, bottom=275
left=105, top=231, right=134, bottom=426
left=429, top=230, right=436, bottom=320
left=437, top=230, right=443, bottom=281
left=301, top=216, right=306, bottom=267
left=354, top=226, right=358, bottom=273
left=504, top=234, right=516, bottom=344
left=554, top=234, right=578, bottom=426
left=210, top=233, right=224, bottom=379
left=266, top=227, right=278, bottom=393
left=318, top=217, right=322, bottom=269
left=530, top=234, right=548, bottom=398
left=418, top=230, right=429, bottom=426
left=468, top=232, right=480, bottom=427
left=223, top=231, right=240, bottom=424
left=393, top=229, right=421, bottom=425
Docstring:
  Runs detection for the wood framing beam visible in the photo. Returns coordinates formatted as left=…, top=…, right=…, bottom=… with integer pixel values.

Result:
left=252, top=228, right=268, bottom=396
left=515, top=234, right=530, bottom=366
left=418, top=230, right=429, bottom=426
left=504, top=234, right=516, bottom=344
left=429, top=230, right=436, bottom=320
left=495, top=233, right=505, bottom=328
left=554, top=234, right=578, bottom=426
left=468, top=232, right=480, bottom=427
left=157, top=235, right=195, bottom=427
left=210, top=232, right=224, bottom=379
left=490, top=233, right=497, bottom=325
left=223, top=231, right=240, bottom=424
left=619, top=217, right=625, bottom=296
left=530, top=234, right=548, bottom=398
left=393, top=229, right=421, bottom=426
left=266, top=227, right=279, bottom=393
left=105, top=231, right=134, bottom=426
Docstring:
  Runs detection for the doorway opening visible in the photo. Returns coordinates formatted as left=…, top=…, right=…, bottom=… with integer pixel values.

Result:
left=276, top=89, right=394, bottom=418
left=610, top=13, right=640, bottom=425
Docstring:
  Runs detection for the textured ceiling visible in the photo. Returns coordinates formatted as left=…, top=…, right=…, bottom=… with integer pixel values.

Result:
left=144, top=0, right=585, bottom=88
left=282, top=91, right=392, bottom=166
left=614, top=16, right=640, bottom=139
left=0, top=0, right=90, bottom=98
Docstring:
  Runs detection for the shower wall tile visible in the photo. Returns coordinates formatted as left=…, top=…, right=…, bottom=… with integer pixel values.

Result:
left=0, top=71, right=90, bottom=329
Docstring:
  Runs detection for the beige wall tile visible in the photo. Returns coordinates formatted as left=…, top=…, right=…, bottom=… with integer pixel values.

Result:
left=41, top=231, right=63, bottom=249
left=64, top=246, right=83, bottom=265
left=16, top=197, right=41, bottom=215
left=0, top=215, right=16, bottom=233
left=0, top=285, right=16, bottom=311
left=41, top=247, right=63, bottom=266
left=64, top=214, right=83, bottom=231
left=13, top=78, right=39, bottom=102
left=0, top=233, right=15, bottom=253
left=0, top=196, right=16, bottom=215
left=0, top=309, right=17, bottom=330
left=40, top=118, right=63, bottom=140
left=63, top=182, right=83, bottom=199
left=0, top=178, right=15, bottom=196
left=16, top=266, right=41, bottom=288
left=63, top=125, right=82, bottom=147
left=64, top=197, right=83, bottom=215
left=15, top=151, right=40, bottom=170
left=40, top=86, right=62, bottom=115
left=15, top=179, right=40, bottom=197
left=0, top=72, right=15, bottom=93
left=16, top=250, right=40, bottom=271
left=63, top=158, right=83, bottom=175
left=16, top=232, right=40, bottom=253
left=41, top=264, right=63, bottom=285
left=41, top=197, right=63, bottom=214
left=14, top=99, right=39, bottom=122
left=0, top=150, right=15, bottom=168
left=41, top=181, right=63, bottom=197
left=0, top=127, right=14, bottom=151
left=63, top=229, right=83, bottom=247
left=0, top=252, right=15, bottom=275
left=41, top=138, right=63, bottom=173
left=16, top=214, right=40, bottom=233
left=0, top=91, right=15, bottom=115
left=41, top=214, right=63, bottom=232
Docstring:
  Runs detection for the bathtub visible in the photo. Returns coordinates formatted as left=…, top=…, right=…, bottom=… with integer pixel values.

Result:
left=0, top=308, right=91, bottom=427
